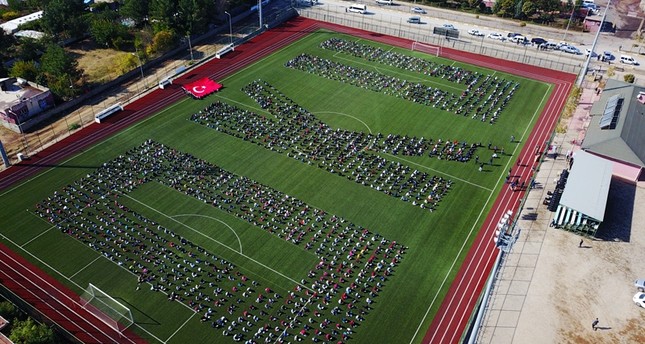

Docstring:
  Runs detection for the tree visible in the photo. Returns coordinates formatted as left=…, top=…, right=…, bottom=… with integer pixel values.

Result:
left=147, top=30, right=177, bottom=55
left=522, top=0, right=537, bottom=18
left=41, top=0, right=86, bottom=40
left=176, top=0, right=210, bottom=35
left=149, top=0, right=177, bottom=32
left=493, top=0, right=516, bottom=17
left=9, top=61, right=39, bottom=81
left=8, top=318, right=54, bottom=344
left=121, top=0, right=150, bottom=27
left=40, top=44, right=82, bottom=100
left=90, top=18, right=130, bottom=50
left=0, top=301, right=19, bottom=320
left=624, top=74, right=635, bottom=83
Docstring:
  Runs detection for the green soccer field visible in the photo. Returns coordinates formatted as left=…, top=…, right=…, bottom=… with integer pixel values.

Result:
left=0, top=29, right=551, bottom=343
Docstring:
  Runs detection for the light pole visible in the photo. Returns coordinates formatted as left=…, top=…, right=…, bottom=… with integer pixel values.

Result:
left=133, top=46, right=145, bottom=86
left=225, top=11, right=233, bottom=45
left=187, top=33, right=194, bottom=61
left=562, top=2, right=576, bottom=42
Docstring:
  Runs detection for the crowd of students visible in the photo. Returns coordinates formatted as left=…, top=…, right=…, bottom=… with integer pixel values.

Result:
left=35, top=140, right=406, bottom=343
left=285, top=46, right=519, bottom=124
left=191, top=80, right=476, bottom=212
left=320, top=38, right=478, bottom=84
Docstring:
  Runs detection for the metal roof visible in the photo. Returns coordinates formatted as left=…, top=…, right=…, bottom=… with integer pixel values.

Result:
left=559, top=151, right=613, bottom=222
left=583, top=79, right=645, bottom=168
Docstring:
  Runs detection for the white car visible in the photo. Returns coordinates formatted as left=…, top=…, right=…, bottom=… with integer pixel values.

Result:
left=561, top=45, right=582, bottom=55
left=468, top=29, right=484, bottom=37
left=634, top=292, right=645, bottom=308
left=443, top=24, right=456, bottom=30
left=411, top=7, right=426, bottom=14
left=487, top=33, right=505, bottom=41
left=636, top=279, right=645, bottom=291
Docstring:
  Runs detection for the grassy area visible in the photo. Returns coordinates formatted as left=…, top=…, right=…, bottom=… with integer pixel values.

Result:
left=0, top=29, right=551, bottom=343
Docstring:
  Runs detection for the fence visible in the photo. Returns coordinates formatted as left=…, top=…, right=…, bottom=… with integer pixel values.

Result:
left=297, top=5, right=581, bottom=74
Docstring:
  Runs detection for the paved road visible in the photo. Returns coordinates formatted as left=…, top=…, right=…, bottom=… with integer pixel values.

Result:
left=303, top=0, right=645, bottom=76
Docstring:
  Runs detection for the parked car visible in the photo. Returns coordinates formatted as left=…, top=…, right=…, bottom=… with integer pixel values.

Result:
left=467, top=29, right=484, bottom=36
left=507, top=32, right=521, bottom=38
left=585, top=49, right=598, bottom=57
left=620, top=55, right=639, bottom=65
left=634, top=292, right=645, bottom=308
left=531, top=37, right=547, bottom=45
left=407, top=16, right=421, bottom=24
left=561, top=45, right=582, bottom=55
left=603, top=51, right=614, bottom=60
left=487, top=33, right=505, bottom=41
left=410, top=6, right=426, bottom=14
left=443, top=24, right=456, bottom=30
left=635, top=279, right=645, bottom=291
left=541, top=42, right=558, bottom=50
left=509, top=35, right=528, bottom=44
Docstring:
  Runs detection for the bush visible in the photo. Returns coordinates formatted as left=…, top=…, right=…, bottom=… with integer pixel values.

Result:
left=624, top=74, right=635, bottom=83
left=519, top=21, right=526, bottom=27
left=0, top=301, right=19, bottom=320
left=68, top=122, right=81, bottom=131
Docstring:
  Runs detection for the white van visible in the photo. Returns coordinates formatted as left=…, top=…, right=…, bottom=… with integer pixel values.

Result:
left=375, top=0, right=393, bottom=5
left=347, top=3, right=367, bottom=13
left=620, top=55, right=638, bottom=65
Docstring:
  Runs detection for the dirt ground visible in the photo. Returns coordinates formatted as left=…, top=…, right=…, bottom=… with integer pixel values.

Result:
left=513, top=180, right=645, bottom=344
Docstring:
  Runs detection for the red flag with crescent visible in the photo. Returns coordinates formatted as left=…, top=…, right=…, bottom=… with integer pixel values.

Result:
left=182, top=78, right=222, bottom=99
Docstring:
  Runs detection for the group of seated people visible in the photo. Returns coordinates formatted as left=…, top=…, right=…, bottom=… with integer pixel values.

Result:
left=191, top=80, right=479, bottom=212
left=35, top=140, right=406, bottom=343
left=284, top=49, right=518, bottom=124
left=320, top=38, right=479, bottom=85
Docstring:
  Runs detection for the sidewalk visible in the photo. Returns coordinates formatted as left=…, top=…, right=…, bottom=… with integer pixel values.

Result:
left=475, top=85, right=603, bottom=343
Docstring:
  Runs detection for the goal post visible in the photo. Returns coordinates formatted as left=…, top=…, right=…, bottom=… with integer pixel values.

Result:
left=80, top=283, right=134, bottom=333
left=411, top=41, right=441, bottom=57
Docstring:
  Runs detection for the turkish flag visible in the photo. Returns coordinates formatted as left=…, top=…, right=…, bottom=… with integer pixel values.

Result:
left=182, top=78, right=222, bottom=99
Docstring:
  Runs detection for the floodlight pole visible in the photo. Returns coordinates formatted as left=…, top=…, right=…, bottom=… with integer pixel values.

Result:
left=187, top=33, right=194, bottom=61
left=577, top=0, right=611, bottom=86
left=258, top=0, right=263, bottom=28
left=225, top=11, right=233, bottom=45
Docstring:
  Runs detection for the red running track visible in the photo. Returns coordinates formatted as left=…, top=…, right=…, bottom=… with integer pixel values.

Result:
left=0, top=16, right=575, bottom=344
left=0, top=242, right=145, bottom=343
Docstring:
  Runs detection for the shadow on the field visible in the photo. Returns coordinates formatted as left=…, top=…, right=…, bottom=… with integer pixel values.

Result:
left=116, top=297, right=161, bottom=326
left=594, top=178, right=635, bottom=243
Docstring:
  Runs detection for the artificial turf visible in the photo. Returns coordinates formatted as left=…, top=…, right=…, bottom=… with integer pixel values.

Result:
left=0, top=29, right=551, bottom=343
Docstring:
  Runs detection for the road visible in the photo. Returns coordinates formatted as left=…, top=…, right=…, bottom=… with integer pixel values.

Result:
left=302, top=0, right=645, bottom=75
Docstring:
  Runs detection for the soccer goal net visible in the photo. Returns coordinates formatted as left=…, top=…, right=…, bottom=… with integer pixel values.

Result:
left=80, top=283, right=133, bottom=333
left=411, top=41, right=441, bottom=57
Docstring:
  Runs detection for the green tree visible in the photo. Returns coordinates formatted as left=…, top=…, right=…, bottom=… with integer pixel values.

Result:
left=493, top=0, right=516, bottom=17
left=90, top=18, right=130, bottom=49
left=41, top=0, right=86, bottom=40
left=624, top=74, right=635, bottom=83
left=40, top=44, right=82, bottom=100
left=176, top=0, right=210, bottom=35
left=150, top=0, right=177, bottom=32
left=0, top=301, right=19, bottom=320
left=9, top=60, right=39, bottom=81
left=147, top=30, right=177, bottom=55
left=522, top=0, right=537, bottom=18
left=121, top=0, right=150, bottom=27
left=9, top=318, right=54, bottom=344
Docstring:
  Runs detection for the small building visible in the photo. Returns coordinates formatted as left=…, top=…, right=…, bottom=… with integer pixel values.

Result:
left=0, top=77, right=55, bottom=133
left=553, top=151, right=613, bottom=236
left=0, top=11, right=42, bottom=35
left=583, top=79, right=645, bottom=182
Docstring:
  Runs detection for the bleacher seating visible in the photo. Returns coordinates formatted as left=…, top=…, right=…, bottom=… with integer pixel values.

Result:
left=94, top=104, right=123, bottom=123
